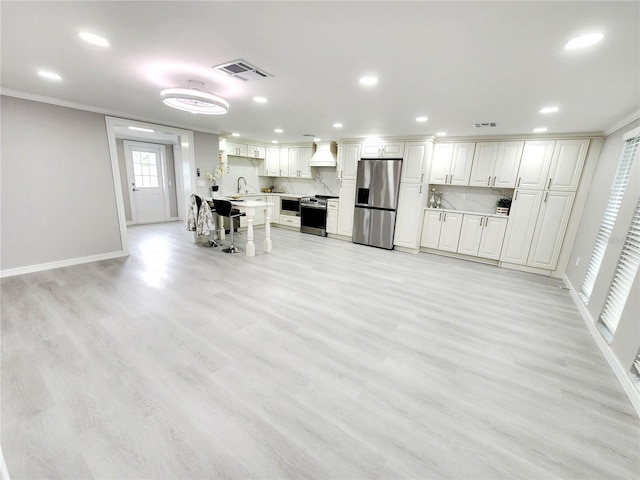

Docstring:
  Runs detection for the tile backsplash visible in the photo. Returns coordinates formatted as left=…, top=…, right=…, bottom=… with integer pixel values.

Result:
left=429, top=185, right=514, bottom=214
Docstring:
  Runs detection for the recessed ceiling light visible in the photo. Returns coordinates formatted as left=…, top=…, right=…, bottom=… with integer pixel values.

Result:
left=533, top=127, right=548, bottom=133
left=78, top=31, right=109, bottom=48
left=272, top=140, right=279, bottom=144
left=128, top=126, right=154, bottom=133
left=436, top=132, right=447, bottom=136
left=161, top=86, right=229, bottom=115
left=274, top=128, right=283, bottom=133
left=333, top=123, right=343, bottom=128
left=38, top=70, right=62, bottom=80
left=539, top=106, right=559, bottom=114
left=253, top=96, right=268, bottom=103
left=565, top=33, right=604, bottom=50
left=416, top=116, right=428, bottom=122
left=359, top=76, right=378, bottom=86
left=231, top=132, right=240, bottom=137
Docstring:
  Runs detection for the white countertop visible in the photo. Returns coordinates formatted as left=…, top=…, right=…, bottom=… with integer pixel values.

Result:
left=425, top=207, right=509, bottom=218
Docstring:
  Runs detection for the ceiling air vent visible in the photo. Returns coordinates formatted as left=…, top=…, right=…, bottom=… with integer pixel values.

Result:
left=474, top=122, right=498, bottom=128
left=212, top=59, right=272, bottom=81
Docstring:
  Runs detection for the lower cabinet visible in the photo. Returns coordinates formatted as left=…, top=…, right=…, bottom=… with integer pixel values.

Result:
left=420, top=210, right=463, bottom=252
left=279, top=215, right=301, bottom=228
left=501, top=190, right=575, bottom=270
left=457, top=214, right=508, bottom=260
left=267, top=195, right=279, bottom=224
left=336, top=179, right=356, bottom=237
left=326, top=199, right=339, bottom=234
left=394, top=183, right=427, bottom=249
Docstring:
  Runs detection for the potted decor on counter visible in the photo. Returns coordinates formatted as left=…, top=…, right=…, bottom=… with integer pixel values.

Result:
left=496, top=197, right=512, bottom=216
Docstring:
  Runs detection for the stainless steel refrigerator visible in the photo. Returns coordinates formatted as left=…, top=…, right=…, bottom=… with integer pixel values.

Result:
left=352, top=158, right=403, bottom=249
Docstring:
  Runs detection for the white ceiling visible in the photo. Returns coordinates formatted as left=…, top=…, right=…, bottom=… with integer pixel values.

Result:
left=2, top=1, right=638, bottom=144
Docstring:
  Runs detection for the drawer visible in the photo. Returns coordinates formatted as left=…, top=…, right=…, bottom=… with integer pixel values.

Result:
left=327, top=200, right=339, bottom=210
left=279, top=215, right=301, bottom=227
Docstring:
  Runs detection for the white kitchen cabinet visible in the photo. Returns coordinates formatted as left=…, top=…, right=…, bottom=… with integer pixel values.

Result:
left=361, top=141, right=404, bottom=158
left=336, top=178, right=356, bottom=237
left=547, top=139, right=589, bottom=191
left=246, top=144, right=266, bottom=159
left=516, top=140, right=555, bottom=189
left=420, top=210, right=463, bottom=252
left=469, top=141, right=524, bottom=188
left=500, top=189, right=544, bottom=265
left=337, top=144, right=360, bottom=180
left=401, top=142, right=429, bottom=184
left=429, top=142, right=474, bottom=185
left=225, top=141, right=248, bottom=157
left=516, top=139, right=588, bottom=191
left=527, top=191, right=575, bottom=269
left=457, top=214, right=508, bottom=260
left=393, top=182, right=426, bottom=249
left=287, top=147, right=312, bottom=178
left=279, top=148, right=290, bottom=177
left=263, top=147, right=280, bottom=176
left=420, top=210, right=444, bottom=249
left=279, top=215, right=301, bottom=228
left=326, top=199, right=339, bottom=234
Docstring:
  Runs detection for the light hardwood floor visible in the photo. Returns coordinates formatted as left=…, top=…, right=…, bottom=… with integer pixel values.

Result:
left=2, top=222, right=639, bottom=479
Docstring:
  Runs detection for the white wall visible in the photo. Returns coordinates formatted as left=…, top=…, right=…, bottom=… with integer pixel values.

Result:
left=0, top=96, right=123, bottom=271
left=193, top=131, right=219, bottom=199
left=566, top=118, right=640, bottom=370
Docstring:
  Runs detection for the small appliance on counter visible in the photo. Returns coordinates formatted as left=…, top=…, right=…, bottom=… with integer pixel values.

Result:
left=301, top=195, right=339, bottom=236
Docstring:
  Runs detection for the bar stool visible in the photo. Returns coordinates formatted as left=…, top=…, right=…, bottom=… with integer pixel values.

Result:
left=213, top=199, right=245, bottom=253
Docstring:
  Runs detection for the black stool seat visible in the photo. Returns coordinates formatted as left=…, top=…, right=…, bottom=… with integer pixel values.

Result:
left=212, top=199, right=245, bottom=253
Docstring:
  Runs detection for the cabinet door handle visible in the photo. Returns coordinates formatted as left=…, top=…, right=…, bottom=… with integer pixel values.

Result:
left=544, top=191, right=549, bottom=202
left=514, top=191, right=518, bottom=201
left=547, top=178, right=552, bottom=189
left=443, top=213, right=447, bottom=221
left=445, top=174, right=449, bottom=184
left=420, top=173, right=424, bottom=183
left=493, top=176, right=497, bottom=186
left=517, top=177, right=521, bottom=188
left=488, top=176, right=492, bottom=186
left=419, top=185, right=422, bottom=194
left=439, top=212, right=442, bottom=221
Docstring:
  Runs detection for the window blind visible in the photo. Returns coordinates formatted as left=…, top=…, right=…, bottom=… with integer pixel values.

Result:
left=581, top=134, right=640, bottom=302
left=599, top=198, right=640, bottom=333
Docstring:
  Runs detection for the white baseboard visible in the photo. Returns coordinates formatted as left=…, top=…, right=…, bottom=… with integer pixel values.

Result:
left=0, top=250, right=129, bottom=278
left=563, top=274, right=640, bottom=417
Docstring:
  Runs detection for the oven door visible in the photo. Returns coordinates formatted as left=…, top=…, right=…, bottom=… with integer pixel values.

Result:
left=281, top=197, right=300, bottom=216
left=300, top=205, right=328, bottom=236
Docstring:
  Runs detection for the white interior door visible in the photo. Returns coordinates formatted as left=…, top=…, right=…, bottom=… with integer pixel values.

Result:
left=124, top=141, right=168, bottom=224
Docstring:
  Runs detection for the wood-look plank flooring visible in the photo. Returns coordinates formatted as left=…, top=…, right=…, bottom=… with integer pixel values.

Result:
left=2, top=221, right=639, bottom=479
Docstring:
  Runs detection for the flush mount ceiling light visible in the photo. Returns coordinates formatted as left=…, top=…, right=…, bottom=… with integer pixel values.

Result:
left=38, top=70, right=62, bottom=80
left=359, top=76, right=378, bottom=86
left=565, top=33, right=604, bottom=50
left=540, top=106, right=560, bottom=113
left=161, top=80, right=229, bottom=115
left=78, top=31, right=109, bottom=47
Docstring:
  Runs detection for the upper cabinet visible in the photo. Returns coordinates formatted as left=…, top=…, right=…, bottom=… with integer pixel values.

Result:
left=246, top=144, right=266, bottom=160
left=361, top=141, right=405, bottom=158
left=225, top=141, right=248, bottom=157
left=469, top=141, right=524, bottom=188
left=547, top=139, right=589, bottom=191
left=401, top=142, right=430, bottom=184
left=287, top=147, right=312, bottom=178
left=263, top=147, right=280, bottom=176
left=429, top=142, right=475, bottom=185
left=516, top=139, right=588, bottom=191
left=337, top=144, right=360, bottom=180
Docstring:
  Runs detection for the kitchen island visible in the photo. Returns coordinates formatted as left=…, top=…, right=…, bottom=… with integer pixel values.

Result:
left=215, top=199, right=272, bottom=257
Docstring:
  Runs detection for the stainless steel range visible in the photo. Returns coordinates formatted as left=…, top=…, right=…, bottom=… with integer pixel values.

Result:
left=300, top=195, right=339, bottom=236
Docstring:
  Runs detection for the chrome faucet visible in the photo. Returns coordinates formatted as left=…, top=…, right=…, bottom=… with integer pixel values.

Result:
left=237, top=176, right=247, bottom=193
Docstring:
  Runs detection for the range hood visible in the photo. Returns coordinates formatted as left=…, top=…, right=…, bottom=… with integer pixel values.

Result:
left=310, top=141, right=337, bottom=167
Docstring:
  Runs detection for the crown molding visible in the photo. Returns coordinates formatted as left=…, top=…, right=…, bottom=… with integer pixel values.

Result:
left=604, top=109, right=640, bottom=137
left=0, top=89, right=221, bottom=135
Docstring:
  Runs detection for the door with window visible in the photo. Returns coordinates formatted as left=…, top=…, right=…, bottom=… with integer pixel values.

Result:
left=124, top=141, right=168, bottom=224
